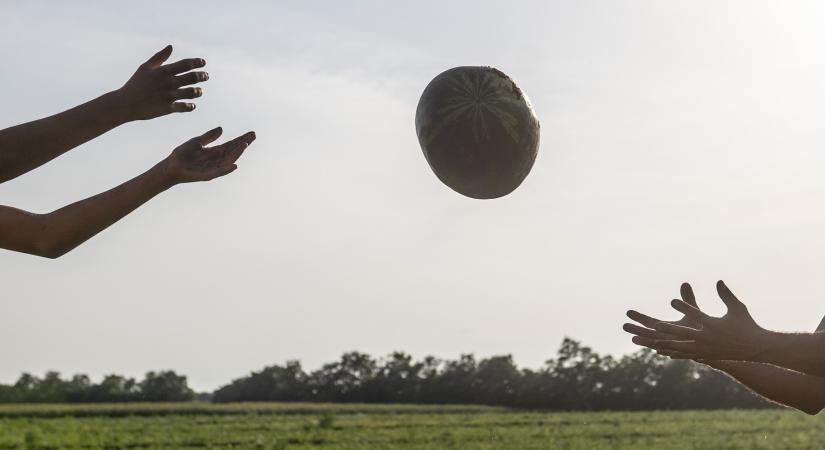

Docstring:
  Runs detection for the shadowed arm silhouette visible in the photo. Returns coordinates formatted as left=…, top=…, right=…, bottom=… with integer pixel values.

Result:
left=0, top=45, right=207, bottom=183
left=0, top=127, right=254, bottom=258
left=0, top=46, right=255, bottom=258
left=625, top=282, right=825, bottom=415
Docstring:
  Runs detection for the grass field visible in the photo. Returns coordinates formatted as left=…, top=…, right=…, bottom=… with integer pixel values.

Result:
left=1, top=403, right=824, bottom=449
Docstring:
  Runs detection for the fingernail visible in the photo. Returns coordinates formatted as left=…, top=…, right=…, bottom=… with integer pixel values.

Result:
left=199, top=58, right=206, bottom=66
left=671, top=299, right=681, bottom=308
left=202, top=72, right=209, bottom=81
left=249, top=131, right=257, bottom=140
left=190, top=104, right=196, bottom=110
left=195, top=88, right=203, bottom=97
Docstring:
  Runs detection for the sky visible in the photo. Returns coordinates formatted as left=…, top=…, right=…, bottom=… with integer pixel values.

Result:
left=4, top=0, right=825, bottom=391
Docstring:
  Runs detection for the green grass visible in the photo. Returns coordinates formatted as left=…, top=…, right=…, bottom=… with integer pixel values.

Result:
left=0, top=403, right=824, bottom=449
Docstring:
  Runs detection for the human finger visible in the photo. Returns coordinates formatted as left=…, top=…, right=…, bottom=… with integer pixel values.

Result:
left=717, top=280, right=746, bottom=312
left=195, top=127, right=223, bottom=146
left=210, top=132, right=256, bottom=163
left=671, top=299, right=713, bottom=324
left=142, top=45, right=173, bottom=69
left=163, top=58, right=206, bottom=75
left=653, top=322, right=703, bottom=341
left=626, top=310, right=664, bottom=329
left=170, top=102, right=196, bottom=113
left=174, top=71, right=209, bottom=87
left=654, top=339, right=702, bottom=353
left=623, top=323, right=664, bottom=340
left=681, top=283, right=698, bottom=308
left=173, top=87, right=203, bottom=100
left=631, top=336, right=657, bottom=349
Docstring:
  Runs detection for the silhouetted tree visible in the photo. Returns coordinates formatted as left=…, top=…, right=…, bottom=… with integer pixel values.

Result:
left=83, top=375, right=140, bottom=402
left=309, top=352, right=376, bottom=402
left=1, top=339, right=777, bottom=410
left=139, top=371, right=195, bottom=402
left=213, top=361, right=307, bottom=402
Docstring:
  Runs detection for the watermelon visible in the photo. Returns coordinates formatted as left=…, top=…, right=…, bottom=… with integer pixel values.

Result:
left=415, top=66, right=540, bottom=199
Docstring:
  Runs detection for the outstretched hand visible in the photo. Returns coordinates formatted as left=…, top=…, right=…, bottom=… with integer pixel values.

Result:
left=651, top=281, right=770, bottom=361
left=164, top=127, right=256, bottom=184
left=624, top=283, right=704, bottom=358
left=116, top=45, right=209, bottom=121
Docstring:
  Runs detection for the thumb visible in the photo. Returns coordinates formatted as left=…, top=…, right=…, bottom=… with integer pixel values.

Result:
left=717, top=280, right=745, bottom=312
left=142, top=45, right=173, bottom=69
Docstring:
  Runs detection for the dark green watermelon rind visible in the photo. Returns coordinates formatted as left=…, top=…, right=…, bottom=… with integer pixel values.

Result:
left=415, top=66, right=540, bottom=199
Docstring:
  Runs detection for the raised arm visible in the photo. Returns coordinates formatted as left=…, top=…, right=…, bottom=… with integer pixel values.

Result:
left=625, top=283, right=825, bottom=414
left=0, top=128, right=255, bottom=258
left=0, top=45, right=207, bottom=183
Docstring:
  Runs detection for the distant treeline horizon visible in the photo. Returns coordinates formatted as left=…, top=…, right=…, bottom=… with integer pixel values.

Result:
left=0, top=338, right=775, bottom=410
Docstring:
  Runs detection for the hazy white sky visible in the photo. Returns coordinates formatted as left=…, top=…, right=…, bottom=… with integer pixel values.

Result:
left=4, top=0, right=825, bottom=391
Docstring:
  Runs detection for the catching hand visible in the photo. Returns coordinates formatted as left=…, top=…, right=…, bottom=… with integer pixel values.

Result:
left=163, top=127, right=256, bottom=184
left=116, top=45, right=209, bottom=121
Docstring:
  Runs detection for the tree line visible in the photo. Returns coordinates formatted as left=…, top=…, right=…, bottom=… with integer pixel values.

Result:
left=1, top=338, right=774, bottom=410
left=0, top=371, right=194, bottom=403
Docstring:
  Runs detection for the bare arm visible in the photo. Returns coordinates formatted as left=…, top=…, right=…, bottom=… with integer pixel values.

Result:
left=743, top=331, right=825, bottom=377
left=0, top=45, right=207, bottom=183
left=0, top=128, right=255, bottom=258
left=654, top=281, right=825, bottom=378
left=699, top=317, right=825, bottom=414
left=625, top=283, right=825, bottom=414
left=704, top=360, right=825, bottom=414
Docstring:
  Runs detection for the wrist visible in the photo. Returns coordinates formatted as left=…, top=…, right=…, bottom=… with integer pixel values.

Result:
left=100, top=89, right=136, bottom=125
left=750, top=328, right=781, bottom=363
left=151, top=158, right=178, bottom=191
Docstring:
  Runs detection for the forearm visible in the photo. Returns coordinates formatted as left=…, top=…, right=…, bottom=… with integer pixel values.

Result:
left=751, top=331, right=825, bottom=377
left=0, top=125, right=251, bottom=258
left=30, top=160, right=173, bottom=258
left=0, top=90, right=129, bottom=182
left=707, top=360, right=825, bottom=414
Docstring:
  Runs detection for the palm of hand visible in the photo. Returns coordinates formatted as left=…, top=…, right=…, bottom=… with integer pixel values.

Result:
left=166, top=128, right=255, bottom=184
